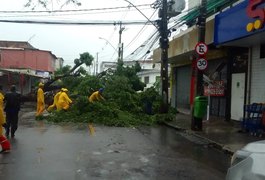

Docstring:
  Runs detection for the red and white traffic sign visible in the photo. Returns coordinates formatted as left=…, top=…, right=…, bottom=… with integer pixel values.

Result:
left=195, top=42, right=208, bottom=56
left=196, top=58, right=208, bottom=71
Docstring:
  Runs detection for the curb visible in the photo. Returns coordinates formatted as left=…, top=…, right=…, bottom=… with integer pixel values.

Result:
left=164, top=122, right=234, bottom=155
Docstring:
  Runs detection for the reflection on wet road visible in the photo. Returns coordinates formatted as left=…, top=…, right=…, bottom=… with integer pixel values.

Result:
left=0, top=110, right=230, bottom=180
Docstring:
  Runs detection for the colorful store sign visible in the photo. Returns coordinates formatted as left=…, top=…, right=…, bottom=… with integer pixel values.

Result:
left=214, top=0, right=265, bottom=45
left=246, top=0, right=265, bottom=32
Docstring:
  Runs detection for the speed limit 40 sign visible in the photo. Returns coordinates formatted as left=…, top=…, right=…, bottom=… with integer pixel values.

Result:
left=196, top=58, right=208, bottom=71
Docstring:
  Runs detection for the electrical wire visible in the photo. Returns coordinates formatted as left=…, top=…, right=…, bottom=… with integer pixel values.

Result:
left=0, top=19, right=153, bottom=25
left=0, top=7, right=153, bottom=18
left=0, top=4, right=152, bottom=13
left=123, top=8, right=157, bottom=50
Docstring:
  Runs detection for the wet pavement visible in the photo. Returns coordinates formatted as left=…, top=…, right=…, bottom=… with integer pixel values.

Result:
left=165, top=110, right=265, bottom=154
left=0, top=103, right=230, bottom=180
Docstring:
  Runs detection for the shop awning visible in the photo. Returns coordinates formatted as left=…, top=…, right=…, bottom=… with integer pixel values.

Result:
left=180, top=0, right=240, bottom=26
left=0, top=68, right=49, bottom=78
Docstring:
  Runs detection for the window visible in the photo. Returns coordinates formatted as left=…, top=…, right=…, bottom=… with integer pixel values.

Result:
left=144, top=76, right=149, bottom=84
left=260, top=43, right=265, bottom=59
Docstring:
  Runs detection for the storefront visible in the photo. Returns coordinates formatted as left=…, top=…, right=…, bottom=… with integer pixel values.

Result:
left=0, top=68, right=46, bottom=95
left=152, top=17, right=230, bottom=118
left=214, top=0, right=265, bottom=120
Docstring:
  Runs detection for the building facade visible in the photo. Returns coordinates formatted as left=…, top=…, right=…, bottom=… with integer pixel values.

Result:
left=153, top=0, right=265, bottom=121
left=154, top=17, right=230, bottom=117
left=0, top=40, right=60, bottom=94
left=214, top=0, right=265, bottom=120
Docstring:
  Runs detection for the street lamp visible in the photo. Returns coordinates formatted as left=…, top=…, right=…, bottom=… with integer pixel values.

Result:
left=98, top=37, right=118, bottom=53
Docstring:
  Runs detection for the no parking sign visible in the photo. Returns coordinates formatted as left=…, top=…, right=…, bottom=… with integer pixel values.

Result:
left=195, top=42, right=208, bottom=56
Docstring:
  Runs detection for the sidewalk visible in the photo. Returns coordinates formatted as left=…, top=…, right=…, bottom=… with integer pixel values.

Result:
left=165, top=110, right=264, bottom=155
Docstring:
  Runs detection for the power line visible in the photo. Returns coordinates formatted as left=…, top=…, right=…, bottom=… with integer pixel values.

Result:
left=0, top=7, right=153, bottom=18
left=0, top=4, right=152, bottom=13
left=0, top=19, right=154, bottom=25
left=124, top=0, right=157, bottom=28
left=124, top=8, right=158, bottom=50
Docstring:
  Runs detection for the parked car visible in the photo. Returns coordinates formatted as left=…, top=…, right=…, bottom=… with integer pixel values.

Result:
left=226, top=140, right=265, bottom=180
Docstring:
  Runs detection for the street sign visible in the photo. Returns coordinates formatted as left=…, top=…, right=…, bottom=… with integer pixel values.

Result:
left=196, top=58, right=208, bottom=71
left=195, top=42, right=208, bottom=55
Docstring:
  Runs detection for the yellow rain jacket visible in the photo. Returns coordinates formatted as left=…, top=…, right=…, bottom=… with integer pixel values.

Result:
left=36, top=84, right=45, bottom=116
left=0, top=92, right=5, bottom=136
left=57, top=91, right=72, bottom=110
left=47, top=91, right=61, bottom=112
left=88, top=91, right=104, bottom=103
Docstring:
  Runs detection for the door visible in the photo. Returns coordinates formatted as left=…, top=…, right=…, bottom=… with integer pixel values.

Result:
left=231, top=73, right=245, bottom=120
left=176, top=66, right=191, bottom=109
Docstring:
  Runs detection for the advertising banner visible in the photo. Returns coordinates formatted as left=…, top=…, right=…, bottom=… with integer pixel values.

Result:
left=204, top=80, right=225, bottom=96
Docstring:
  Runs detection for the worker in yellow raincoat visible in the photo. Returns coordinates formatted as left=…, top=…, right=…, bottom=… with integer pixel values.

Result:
left=36, top=82, right=45, bottom=117
left=88, top=88, right=105, bottom=103
left=57, top=88, right=72, bottom=111
left=0, top=86, right=11, bottom=153
left=0, top=86, right=6, bottom=136
left=47, top=89, right=62, bottom=112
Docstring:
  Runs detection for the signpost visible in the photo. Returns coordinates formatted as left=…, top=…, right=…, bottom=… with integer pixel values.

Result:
left=195, top=42, right=208, bottom=71
left=194, top=41, right=209, bottom=123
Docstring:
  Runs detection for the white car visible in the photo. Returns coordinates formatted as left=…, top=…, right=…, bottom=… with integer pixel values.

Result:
left=226, top=140, right=265, bottom=180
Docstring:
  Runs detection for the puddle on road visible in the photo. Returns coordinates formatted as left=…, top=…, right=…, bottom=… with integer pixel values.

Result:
left=138, top=125, right=231, bottom=174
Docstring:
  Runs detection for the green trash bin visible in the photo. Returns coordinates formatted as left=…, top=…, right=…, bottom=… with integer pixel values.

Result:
left=193, top=96, right=208, bottom=118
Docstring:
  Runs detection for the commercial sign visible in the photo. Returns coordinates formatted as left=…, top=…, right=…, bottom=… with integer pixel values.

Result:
left=204, top=80, right=225, bottom=96
left=36, top=71, right=50, bottom=78
left=214, top=0, right=265, bottom=45
left=246, top=0, right=265, bottom=32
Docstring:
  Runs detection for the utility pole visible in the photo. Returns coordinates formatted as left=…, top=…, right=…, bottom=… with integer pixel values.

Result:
left=159, top=0, right=169, bottom=113
left=118, top=22, right=125, bottom=63
left=196, top=0, right=207, bottom=96
left=190, top=0, right=207, bottom=130
left=96, top=52, right=99, bottom=75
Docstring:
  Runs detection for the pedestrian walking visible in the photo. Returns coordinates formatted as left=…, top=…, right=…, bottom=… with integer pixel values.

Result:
left=0, top=85, right=11, bottom=153
left=4, top=85, right=21, bottom=138
left=47, top=89, right=62, bottom=112
left=36, top=82, right=45, bottom=117
left=88, top=88, right=105, bottom=103
left=57, top=88, right=72, bottom=111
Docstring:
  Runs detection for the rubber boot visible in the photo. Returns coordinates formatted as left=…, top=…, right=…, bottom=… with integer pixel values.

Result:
left=0, top=135, right=11, bottom=153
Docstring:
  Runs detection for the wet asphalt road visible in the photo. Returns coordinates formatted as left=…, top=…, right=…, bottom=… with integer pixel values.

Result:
left=0, top=106, right=231, bottom=180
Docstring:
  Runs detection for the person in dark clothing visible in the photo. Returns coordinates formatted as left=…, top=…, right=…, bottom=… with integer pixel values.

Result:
left=4, top=85, right=21, bottom=138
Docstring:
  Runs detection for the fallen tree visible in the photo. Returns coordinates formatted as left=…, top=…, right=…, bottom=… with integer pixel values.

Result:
left=43, top=52, right=94, bottom=92
left=44, top=60, right=178, bottom=127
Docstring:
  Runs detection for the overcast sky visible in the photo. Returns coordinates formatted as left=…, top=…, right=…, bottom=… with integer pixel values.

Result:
left=0, top=0, right=158, bottom=70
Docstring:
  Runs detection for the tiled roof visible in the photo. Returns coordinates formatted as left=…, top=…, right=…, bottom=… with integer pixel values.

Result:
left=0, top=40, right=36, bottom=49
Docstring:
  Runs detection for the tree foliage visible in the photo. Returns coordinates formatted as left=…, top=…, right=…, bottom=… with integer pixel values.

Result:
left=24, top=0, right=81, bottom=10
left=44, top=52, right=93, bottom=91
left=114, top=61, right=145, bottom=91
left=44, top=59, right=177, bottom=127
